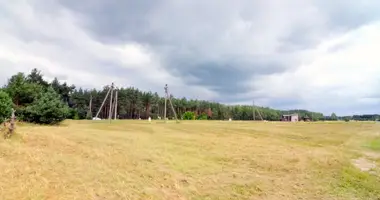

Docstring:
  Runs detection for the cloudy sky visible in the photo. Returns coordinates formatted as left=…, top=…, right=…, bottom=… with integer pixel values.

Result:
left=0, top=0, right=379, bottom=115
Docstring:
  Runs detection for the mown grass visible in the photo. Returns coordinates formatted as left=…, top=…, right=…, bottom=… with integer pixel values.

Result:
left=364, top=138, right=380, bottom=151
left=0, top=120, right=379, bottom=199
left=336, top=165, right=380, bottom=199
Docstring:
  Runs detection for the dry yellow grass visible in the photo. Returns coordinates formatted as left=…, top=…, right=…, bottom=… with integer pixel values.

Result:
left=1, top=120, right=380, bottom=200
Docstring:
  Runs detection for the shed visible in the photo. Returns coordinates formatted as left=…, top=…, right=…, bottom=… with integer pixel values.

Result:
left=281, top=113, right=299, bottom=122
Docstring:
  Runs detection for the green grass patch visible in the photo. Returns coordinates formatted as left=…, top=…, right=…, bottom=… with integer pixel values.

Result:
left=364, top=138, right=380, bottom=151
left=335, top=165, right=380, bottom=199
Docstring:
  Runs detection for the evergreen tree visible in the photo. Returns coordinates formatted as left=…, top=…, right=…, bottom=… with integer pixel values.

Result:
left=0, top=91, right=13, bottom=124
left=24, top=87, right=69, bottom=124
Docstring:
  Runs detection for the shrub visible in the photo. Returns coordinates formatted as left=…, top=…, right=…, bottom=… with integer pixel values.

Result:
left=15, top=107, right=29, bottom=122
left=23, top=87, right=69, bottom=124
left=68, top=108, right=80, bottom=120
left=0, top=91, right=12, bottom=124
left=74, top=112, right=80, bottom=120
left=182, top=111, right=195, bottom=120
left=86, top=111, right=93, bottom=120
left=197, top=113, right=208, bottom=120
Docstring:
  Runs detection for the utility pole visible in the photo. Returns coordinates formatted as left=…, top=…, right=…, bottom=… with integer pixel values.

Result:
left=95, top=86, right=112, bottom=119
left=257, top=109, right=263, bottom=121
left=157, top=103, right=160, bottom=119
left=252, top=100, right=263, bottom=121
left=253, top=100, right=255, bottom=121
left=168, top=94, right=178, bottom=121
left=114, top=89, right=118, bottom=120
left=108, top=83, right=114, bottom=123
left=88, top=94, right=92, bottom=119
left=164, top=84, right=168, bottom=121
left=164, top=84, right=179, bottom=122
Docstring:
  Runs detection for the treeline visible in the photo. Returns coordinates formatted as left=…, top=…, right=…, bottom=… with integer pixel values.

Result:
left=2, top=68, right=329, bottom=123
left=339, top=115, right=380, bottom=121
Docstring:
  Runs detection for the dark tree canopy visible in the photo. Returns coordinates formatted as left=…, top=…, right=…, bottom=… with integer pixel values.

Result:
left=0, top=91, right=13, bottom=124
left=23, top=87, right=69, bottom=124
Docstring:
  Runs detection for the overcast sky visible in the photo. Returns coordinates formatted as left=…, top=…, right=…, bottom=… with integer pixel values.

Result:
left=0, top=0, right=379, bottom=115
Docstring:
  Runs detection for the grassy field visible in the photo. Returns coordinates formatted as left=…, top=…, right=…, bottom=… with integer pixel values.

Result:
left=1, top=120, right=380, bottom=200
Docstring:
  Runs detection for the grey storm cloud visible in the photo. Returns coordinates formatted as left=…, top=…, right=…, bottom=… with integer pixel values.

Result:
left=56, top=0, right=314, bottom=99
left=1, top=0, right=380, bottom=115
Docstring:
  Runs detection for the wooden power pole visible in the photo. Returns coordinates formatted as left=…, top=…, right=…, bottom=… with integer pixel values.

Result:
left=114, top=90, right=118, bottom=120
left=108, top=83, right=114, bottom=123
left=252, top=100, right=263, bottom=121
left=164, top=84, right=178, bottom=122
left=253, top=100, right=255, bottom=121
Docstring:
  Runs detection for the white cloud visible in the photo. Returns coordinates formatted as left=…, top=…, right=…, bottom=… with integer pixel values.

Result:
left=250, top=21, right=380, bottom=115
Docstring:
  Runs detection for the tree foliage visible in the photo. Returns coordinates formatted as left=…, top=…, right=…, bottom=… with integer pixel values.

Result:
left=4, top=72, right=44, bottom=106
left=182, top=111, right=195, bottom=120
left=197, top=113, right=208, bottom=120
left=0, top=91, right=12, bottom=124
left=2, top=68, right=360, bottom=123
left=23, top=87, right=69, bottom=124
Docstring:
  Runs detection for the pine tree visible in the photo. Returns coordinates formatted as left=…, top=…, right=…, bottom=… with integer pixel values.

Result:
left=0, top=91, right=12, bottom=124
left=24, top=87, right=69, bottom=124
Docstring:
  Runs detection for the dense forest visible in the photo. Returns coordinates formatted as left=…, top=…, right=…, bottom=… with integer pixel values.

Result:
left=1, top=68, right=377, bottom=124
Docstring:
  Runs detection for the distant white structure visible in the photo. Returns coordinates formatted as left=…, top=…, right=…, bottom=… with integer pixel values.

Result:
left=229, top=118, right=232, bottom=121
left=92, top=117, right=101, bottom=120
left=281, top=114, right=299, bottom=122
left=148, top=117, right=151, bottom=122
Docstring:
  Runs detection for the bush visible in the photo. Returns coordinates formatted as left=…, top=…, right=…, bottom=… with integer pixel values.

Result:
left=68, top=108, right=80, bottom=120
left=197, top=113, right=208, bottom=120
left=0, top=91, right=12, bottom=124
left=23, top=87, right=69, bottom=124
left=74, top=112, right=80, bottom=120
left=86, top=111, right=93, bottom=120
left=182, top=111, right=195, bottom=120
left=15, top=107, right=29, bottom=122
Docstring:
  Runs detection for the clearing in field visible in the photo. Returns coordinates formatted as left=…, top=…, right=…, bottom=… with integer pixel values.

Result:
left=1, top=120, right=380, bottom=200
